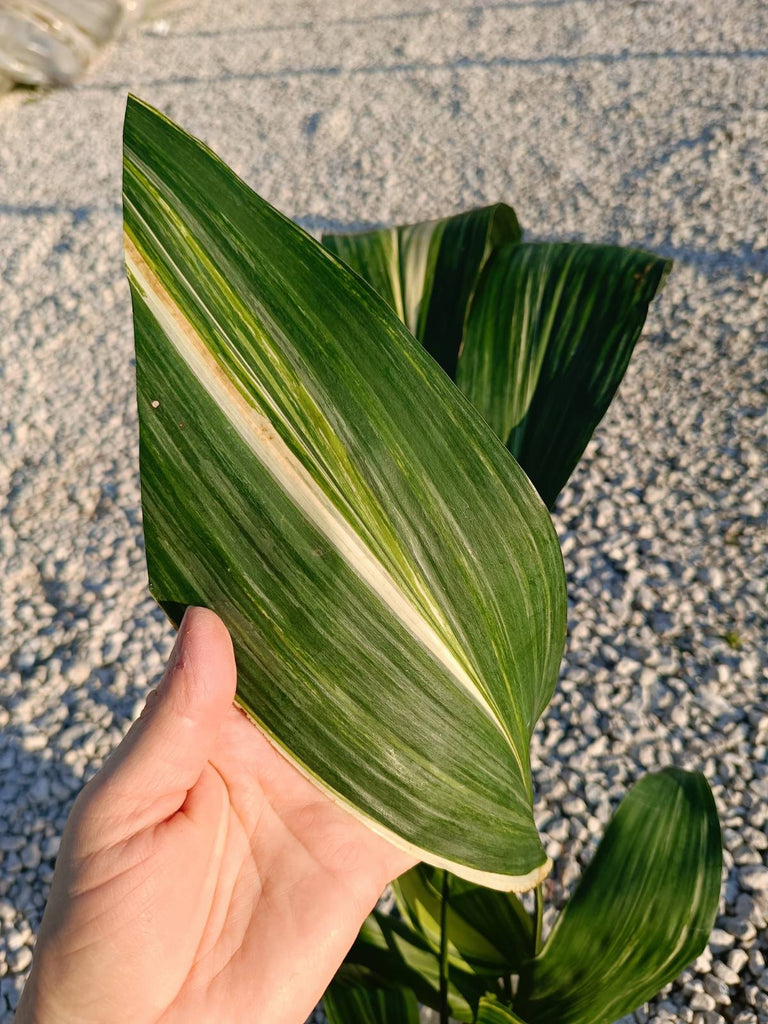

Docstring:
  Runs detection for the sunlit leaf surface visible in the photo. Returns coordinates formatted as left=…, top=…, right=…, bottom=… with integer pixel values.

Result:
left=125, top=96, right=566, bottom=889
left=323, top=215, right=669, bottom=507
left=514, top=768, right=722, bottom=1023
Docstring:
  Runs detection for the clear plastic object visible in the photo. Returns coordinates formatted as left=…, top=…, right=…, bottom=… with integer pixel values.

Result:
left=0, top=0, right=173, bottom=91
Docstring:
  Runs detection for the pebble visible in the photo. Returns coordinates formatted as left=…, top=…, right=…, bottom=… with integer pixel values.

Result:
left=728, top=948, right=749, bottom=974
left=40, top=836, right=60, bottom=860
left=708, top=930, right=736, bottom=955
left=689, top=992, right=716, bottom=1011
left=702, top=975, right=729, bottom=1005
left=712, top=960, right=740, bottom=986
left=740, top=867, right=768, bottom=892
left=9, top=946, right=32, bottom=973
left=20, top=843, right=41, bottom=871
left=749, top=949, right=765, bottom=975
left=4, top=930, right=25, bottom=953
left=28, top=778, right=50, bottom=804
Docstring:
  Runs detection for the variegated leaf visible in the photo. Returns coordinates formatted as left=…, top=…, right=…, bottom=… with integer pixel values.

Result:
left=457, top=242, right=671, bottom=507
left=323, top=204, right=521, bottom=378
left=323, top=218, right=669, bottom=509
left=393, top=864, right=533, bottom=974
left=323, top=976, right=420, bottom=1024
left=124, top=96, right=566, bottom=889
left=332, top=911, right=493, bottom=1022
left=514, top=768, right=722, bottom=1023
left=476, top=996, right=529, bottom=1023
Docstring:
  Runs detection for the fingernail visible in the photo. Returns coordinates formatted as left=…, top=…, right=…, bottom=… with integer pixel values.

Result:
left=176, top=606, right=190, bottom=640
left=163, top=607, right=191, bottom=681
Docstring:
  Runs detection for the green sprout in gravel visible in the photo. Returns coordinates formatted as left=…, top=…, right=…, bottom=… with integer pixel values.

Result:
left=124, top=96, right=722, bottom=1024
left=723, top=630, right=743, bottom=651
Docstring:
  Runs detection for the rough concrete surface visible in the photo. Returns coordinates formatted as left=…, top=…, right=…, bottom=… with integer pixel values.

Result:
left=1, top=0, right=767, bottom=1020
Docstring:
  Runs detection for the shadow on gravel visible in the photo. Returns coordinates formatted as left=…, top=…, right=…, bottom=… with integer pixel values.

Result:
left=2, top=202, right=764, bottom=287
left=0, top=733, right=85, bottom=932
left=72, top=47, right=768, bottom=95
left=161, top=0, right=598, bottom=40
left=0, top=202, right=119, bottom=221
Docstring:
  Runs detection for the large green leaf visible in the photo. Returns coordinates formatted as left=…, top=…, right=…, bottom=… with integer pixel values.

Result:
left=322, top=219, right=669, bottom=509
left=514, top=768, right=722, bottom=1024
left=457, top=242, right=671, bottom=507
left=323, top=975, right=420, bottom=1024
left=337, top=911, right=493, bottom=1022
left=393, top=865, right=533, bottom=974
left=124, top=96, right=566, bottom=889
left=323, top=205, right=521, bottom=378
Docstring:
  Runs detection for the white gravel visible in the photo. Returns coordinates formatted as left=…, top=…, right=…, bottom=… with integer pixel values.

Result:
left=0, top=0, right=766, bottom=1021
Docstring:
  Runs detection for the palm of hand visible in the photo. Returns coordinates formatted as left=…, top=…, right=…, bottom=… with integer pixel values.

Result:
left=162, top=710, right=414, bottom=1022
left=19, top=610, right=414, bottom=1024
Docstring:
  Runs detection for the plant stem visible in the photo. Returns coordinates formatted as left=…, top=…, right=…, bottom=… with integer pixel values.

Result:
left=502, top=973, right=512, bottom=1002
left=439, top=870, right=450, bottom=1024
left=534, top=883, right=543, bottom=955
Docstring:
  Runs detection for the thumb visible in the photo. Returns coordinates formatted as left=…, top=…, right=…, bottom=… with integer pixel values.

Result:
left=85, top=606, right=237, bottom=835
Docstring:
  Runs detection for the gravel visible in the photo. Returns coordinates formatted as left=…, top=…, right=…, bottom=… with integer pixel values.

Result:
left=0, top=0, right=766, bottom=1021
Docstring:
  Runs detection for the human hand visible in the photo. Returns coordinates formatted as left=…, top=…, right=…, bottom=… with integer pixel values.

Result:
left=16, top=607, right=416, bottom=1024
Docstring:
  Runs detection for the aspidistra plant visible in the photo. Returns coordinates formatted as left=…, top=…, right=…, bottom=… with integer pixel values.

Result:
left=123, top=98, right=721, bottom=1024
left=125, top=94, right=565, bottom=891
left=331, top=769, right=720, bottom=1024
left=323, top=212, right=671, bottom=509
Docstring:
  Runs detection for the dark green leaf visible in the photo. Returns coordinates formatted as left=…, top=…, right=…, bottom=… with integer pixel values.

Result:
left=341, top=911, right=496, bottom=1022
left=514, top=768, right=722, bottom=1024
left=323, top=204, right=522, bottom=377
left=457, top=242, right=671, bottom=507
left=393, top=865, right=534, bottom=973
left=323, top=975, right=420, bottom=1024
left=325, top=217, right=668, bottom=509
